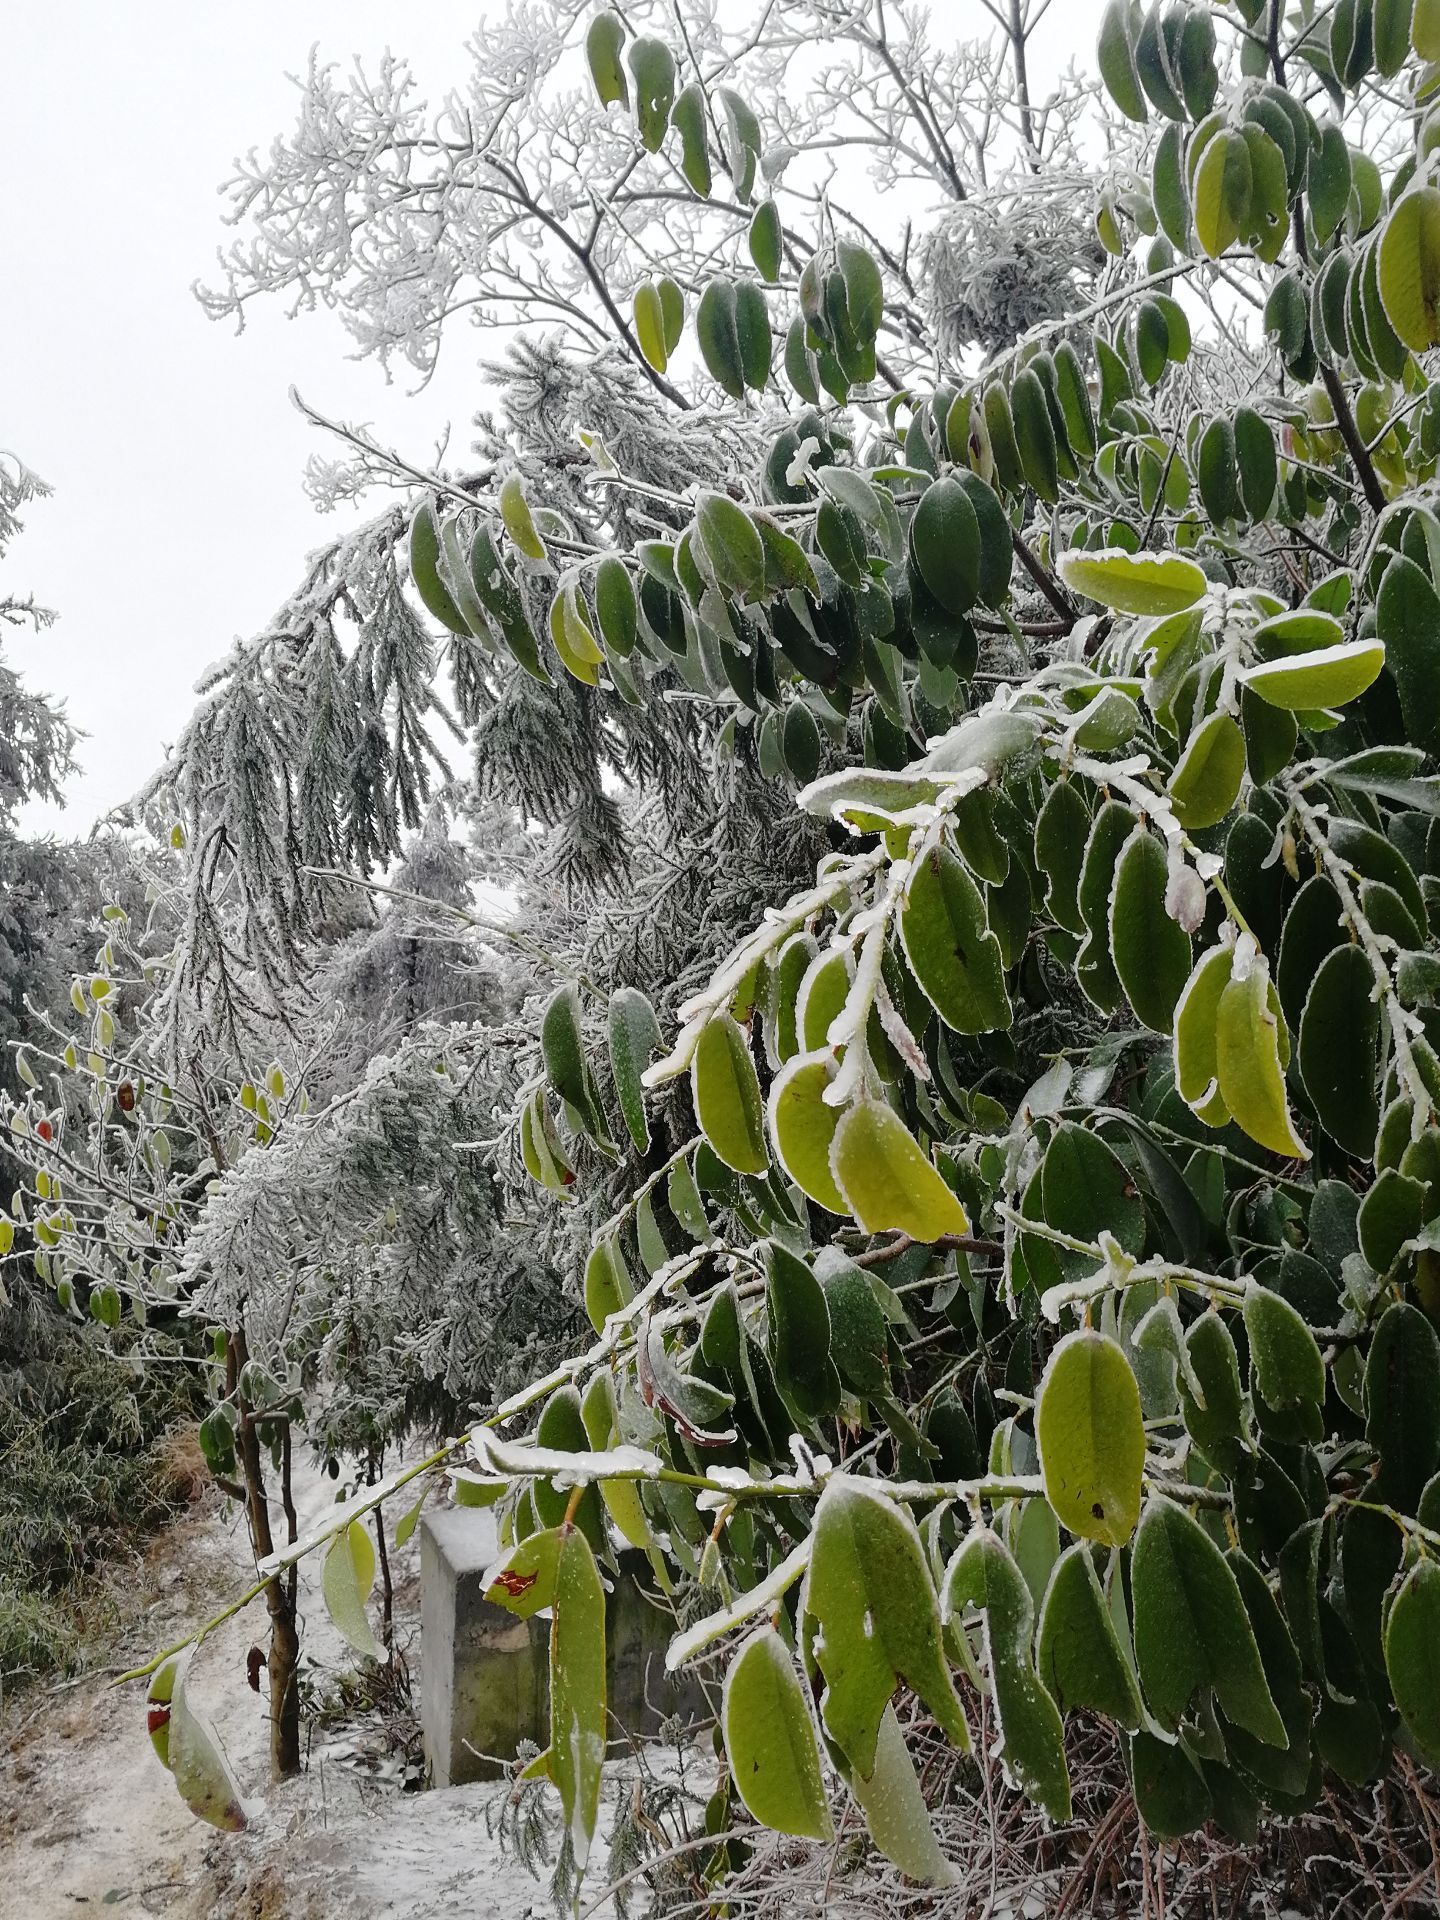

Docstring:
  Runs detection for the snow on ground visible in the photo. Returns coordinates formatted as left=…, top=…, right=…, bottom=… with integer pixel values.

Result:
left=0, top=1455, right=639, bottom=1919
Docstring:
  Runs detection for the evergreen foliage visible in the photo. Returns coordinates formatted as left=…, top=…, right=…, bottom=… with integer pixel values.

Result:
left=9, top=0, right=1440, bottom=1890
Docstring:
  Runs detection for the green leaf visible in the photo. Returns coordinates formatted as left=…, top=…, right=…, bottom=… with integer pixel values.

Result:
left=1378, top=187, right=1440, bottom=353
left=1131, top=1497, right=1286, bottom=1746
left=670, top=83, right=711, bottom=195
left=983, top=381, right=1026, bottom=492
left=1041, top=1122, right=1145, bottom=1276
left=549, top=580, right=604, bottom=685
left=668, top=1155, right=709, bottom=1241
left=1135, top=3, right=1186, bottom=117
left=1365, top=1301, right=1440, bottom=1510
left=818, top=1253, right=891, bottom=1394
left=696, top=491, right=766, bottom=599
left=1098, top=0, right=1149, bottom=120
left=847, top=1703, right=958, bottom=1884
left=1239, top=637, right=1385, bottom=711
left=499, top=472, right=545, bottom=561
left=797, top=946, right=852, bottom=1052
left=167, top=1655, right=249, bottom=1831
left=1110, top=826, right=1192, bottom=1034
left=1309, top=123, right=1353, bottom=249
left=1135, top=298, right=1170, bottom=388
left=1177, top=7, right=1219, bottom=116
left=1076, top=799, right=1135, bottom=1014
left=1127, top=1730, right=1211, bottom=1838
left=394, top=1495, right=425, bottom=1549
left=696, top=279, right=748, bottom=400
left=626, top=36, right=675, bottom=152
left=519, top=1086, right=570, bottom=1192
left=1194, top=129, right=1252, bottom=260
left=1010, top=366, right=1060, bottom=503
left=782, top=700, right=823, bottom=784
left=1265, top=266, right=1310, bottom=368
left=716, top=86, right=762, bottom=201
left=830, top=1100, right=970, bottom=1241
left=1297, top=944, right=1380, bottom=1154
left=1169, top=710, right=1245, bottom=831
left=1035, top=780, right=1090, bottom=935
left=1037, top=1544, right=1144, bottom=1730
left=1058, top=548, right=1207, bottom=616
left=766, top=1240, right=841, bottom=1419
left=1241, top=123, right=1290, bottom=263
left=910, top=476, right=980, bottom=614
left=607, top=987, right=660, bottom=1154
left=1179, top=1312, right=1246, bottom=1474
left=322, top=1519, right=385, bottom=1662
left=1385, top=1559, right=1440, bottom=1766
left=1053, top=342, right=1098, bottom=464
left=541, top=983, right=608, bottom=1142
left=1360, top=1168, right=1425, bottom=1276
left=409, top=501, right=470, bottom=636
left=943, top=1528, right=1070, bottom=1820
left=723, top=1627, right=833, bottom=1839
left=1197, top=414, right=1240, bottom=525
left=584, top=1236, right=632, bottom=1335
left=550, top=1526, right=607, bottom=1871
left=1035, top=1330, right=1145, bottom=1547
left=1152, top=120, right=1190, bottom=247
left=748, top=199, right=783, bottom=281
left=484, top=1527, right=563, bottom=1618
left=802, top=1477, right=970, bottom=1775
left=768, top=1051, right=847, bottom=1213
left=691, top=1013, right=768, bottom=1175
left=469, top=526, right=552, bottom=683
left=594, top=556, right=638, bottom=656
left=1217, top=946, right=1308, bottom=1159
left=1376, top=556, right=1440, bottom=756
left=734, top=281, right=773, bottom=391
left=633, top=281, right=669, bottom=373
left=585, top=11, right=628, bottom=108
left=1242, top=1284, right=1325, bottom=1414
left=899, top=841, right=1012, bottom=1035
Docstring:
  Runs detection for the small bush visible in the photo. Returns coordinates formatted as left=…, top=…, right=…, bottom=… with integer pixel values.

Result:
left=0, top=1290, right=205, bottom=1682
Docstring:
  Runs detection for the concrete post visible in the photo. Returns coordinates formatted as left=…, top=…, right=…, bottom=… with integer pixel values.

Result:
left=419, top=1506, right=548, bottom=1786
left=420, top=1511, right=710, bottom=1789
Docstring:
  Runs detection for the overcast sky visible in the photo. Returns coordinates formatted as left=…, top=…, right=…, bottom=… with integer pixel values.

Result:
left=3, top=1, right=1104, bottom=838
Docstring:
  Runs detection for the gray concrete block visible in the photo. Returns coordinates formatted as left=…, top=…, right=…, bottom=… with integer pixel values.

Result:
left=420, top=1507, right=547, bottom=1786
left=420, top=1512, right=708, bottom=1790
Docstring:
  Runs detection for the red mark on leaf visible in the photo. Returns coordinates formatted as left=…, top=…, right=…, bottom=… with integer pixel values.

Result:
left=494, top=1569, right=539, bottom=1599
left=146, top=1705, right=171, bottom=1736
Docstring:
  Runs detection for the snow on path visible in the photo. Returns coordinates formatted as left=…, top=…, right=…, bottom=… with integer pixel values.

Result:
left=0, top=1458, right=624, bottom=1919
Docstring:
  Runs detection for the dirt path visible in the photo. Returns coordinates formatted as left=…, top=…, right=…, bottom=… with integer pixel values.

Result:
left=0, top=1465, right=583, bottom=1920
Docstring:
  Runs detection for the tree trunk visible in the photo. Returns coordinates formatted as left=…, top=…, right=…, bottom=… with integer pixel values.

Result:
left=229, top=1330, right=303, bottom=1779
left=370, top=1461, right=395, bottom=1648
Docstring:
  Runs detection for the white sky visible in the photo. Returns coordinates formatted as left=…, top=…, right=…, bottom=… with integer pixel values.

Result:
left=3, top=0, right=1104, bottom=838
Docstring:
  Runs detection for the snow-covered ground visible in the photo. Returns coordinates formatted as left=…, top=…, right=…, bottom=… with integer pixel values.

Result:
left=0, top=1458, right=642, bottom=1919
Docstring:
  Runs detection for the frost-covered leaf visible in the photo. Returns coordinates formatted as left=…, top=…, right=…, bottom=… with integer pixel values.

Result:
left=322, top=1518, right=386, bottom=1662
left=802, top=1476, right=970, bottom=1775
left=1131, top=1498, right=1285, bottom=1745
left=1035, top=1330, right=1145, bottom=1547
left=723, top=1627, right=833, bottom=1839
left=549, top=1526, right=607, bottom=1871
left=691, top=1013, right=768, bottom=1174
left=830, top=1100, right=970, bottom=1241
